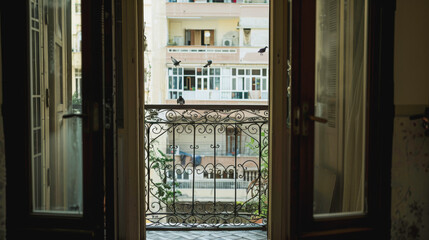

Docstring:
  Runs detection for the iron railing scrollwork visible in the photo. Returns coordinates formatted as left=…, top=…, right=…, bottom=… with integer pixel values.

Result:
left=144, top=105, right=268, bottom=229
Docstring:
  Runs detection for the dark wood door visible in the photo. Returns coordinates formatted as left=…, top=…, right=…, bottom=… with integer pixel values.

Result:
left=3, top=0, right=108, bottom=239
left=288, top=0, right=395, bottom=239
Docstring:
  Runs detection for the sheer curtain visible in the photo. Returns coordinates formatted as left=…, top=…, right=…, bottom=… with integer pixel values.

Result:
left=342, top=0, right=367, bottom=212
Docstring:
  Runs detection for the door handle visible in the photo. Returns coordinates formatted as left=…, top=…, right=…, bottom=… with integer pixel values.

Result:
left=302, top=103, right=328, bottom=136
left=63, top=113, right=85, bottom=119
left=308, top=115, right=328, bottom=124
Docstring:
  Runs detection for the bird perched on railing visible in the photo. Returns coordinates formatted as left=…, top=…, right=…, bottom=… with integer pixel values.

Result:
left=171, top=56, right=181, bottom=67
left=258, top=46, right=268, bottom=55
left=177, top=96, right=185, bottom=105
left=204, top=60, right=212, bottom=68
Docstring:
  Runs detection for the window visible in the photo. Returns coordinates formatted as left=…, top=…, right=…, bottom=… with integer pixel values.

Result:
left=243, top=28, right=251, bottom=46
left=226, top=127, right=241, bottom=155
left=209, top=68, right=220, bottom=90
left=74, top=31, right=82, bottom=52
left=168, top=67, right=183, bottom=99
left=185, top=30, right=214, bottom=46
left=229, top=68, right=268, bottom=100
left=184, top=68, right=196, bottom=91
left=74, top=68, right=82, bottom=95
left=75, top=1, right=81, bottom=14
left=169, top=67, right=227, bottom=100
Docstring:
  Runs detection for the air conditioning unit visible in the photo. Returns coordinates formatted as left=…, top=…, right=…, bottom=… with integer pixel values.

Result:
left=222, top=38, right=232, bottom=46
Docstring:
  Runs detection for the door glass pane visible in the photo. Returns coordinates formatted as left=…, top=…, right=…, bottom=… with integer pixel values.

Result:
left=204, top=78, right=208, bottom=90
left=30, top=0, right=83, bottom=214
left=313, top=0, right=367, bottom=216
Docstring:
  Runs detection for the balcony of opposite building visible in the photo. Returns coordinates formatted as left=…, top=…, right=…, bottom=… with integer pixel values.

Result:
left=166, top=1, right=269, bottom=19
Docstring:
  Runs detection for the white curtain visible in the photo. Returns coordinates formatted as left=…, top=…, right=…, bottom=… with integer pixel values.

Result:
left=341, top=0, right=366, bottom=212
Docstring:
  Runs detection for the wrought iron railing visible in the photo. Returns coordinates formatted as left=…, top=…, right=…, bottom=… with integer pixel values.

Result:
left=145, top=104, right=268, bottom=229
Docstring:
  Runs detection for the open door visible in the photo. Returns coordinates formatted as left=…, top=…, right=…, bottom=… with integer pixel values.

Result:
left=3, top=0, right=108, bottom=239
left=281, top=0, right=394, bottom=239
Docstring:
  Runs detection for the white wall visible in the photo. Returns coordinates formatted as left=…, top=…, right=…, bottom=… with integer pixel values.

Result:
left=149, top=0, right=168, bottom=103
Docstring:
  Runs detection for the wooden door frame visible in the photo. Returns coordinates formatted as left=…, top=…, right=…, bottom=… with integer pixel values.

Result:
left=115, top=0, right=145, bottom=238
left=116, top=0, right=394, bottom=239
left=268, top=0, right=291, bottom=239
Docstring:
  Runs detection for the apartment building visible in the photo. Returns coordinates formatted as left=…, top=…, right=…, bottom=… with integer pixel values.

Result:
left=145, top=0, right=269, bottom=104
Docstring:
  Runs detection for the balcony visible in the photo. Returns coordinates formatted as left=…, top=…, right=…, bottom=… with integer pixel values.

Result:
left=166, top=46, right=241, bottom=65
left=166, top=1, right=269, bottom=18
left=145, top=104, right=268, bottom=229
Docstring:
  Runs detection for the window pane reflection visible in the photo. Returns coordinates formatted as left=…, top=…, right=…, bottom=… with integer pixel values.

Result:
left=30, top=0, right=83, bottom=214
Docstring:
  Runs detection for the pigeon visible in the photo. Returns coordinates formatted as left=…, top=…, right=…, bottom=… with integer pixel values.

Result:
left=171, top=56, right=181, bottom=67
left=258, top=46, right=268, bottom=55
left=177, top=96, right=185, bottom=105
left=203, top=60, right=212, bottom=68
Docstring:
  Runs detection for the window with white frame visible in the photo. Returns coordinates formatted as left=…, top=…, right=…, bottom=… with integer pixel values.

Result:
left=228, top=67, right=268, bottom=100
left=75, top=68, right=82, bottom=95
left=167, top=66, right=268, bottom=100
left=168, top=67, right=183, bottom=100
left=184, top=68, right=196, bottom=91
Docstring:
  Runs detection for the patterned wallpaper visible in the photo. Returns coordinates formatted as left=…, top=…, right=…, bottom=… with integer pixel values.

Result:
left=391, top=117, right=429, bottom=240
left=0, top=114, right=5, bottom=240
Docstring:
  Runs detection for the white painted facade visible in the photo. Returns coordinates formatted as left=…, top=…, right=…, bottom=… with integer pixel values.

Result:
left=144, top=0, right=269, bottom=104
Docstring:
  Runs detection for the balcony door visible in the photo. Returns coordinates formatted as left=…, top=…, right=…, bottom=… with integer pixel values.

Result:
left=267, top=0, right=394, bottom=239
left=4, top=0, right=108, bottom=239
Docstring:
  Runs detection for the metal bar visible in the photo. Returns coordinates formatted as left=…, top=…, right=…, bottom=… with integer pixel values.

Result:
left=172, top=123, right=176, bottom=214
left=146, top=226, right=266, bottom=231
left=258, top=123, right=262, bottom=215
left=192, top=124, right=196, bottom=215
left=213, top=124, right=217, bottom=214
left=145, top=104, right=268, bottom=111
left=147, top=124, right=151, bottom=211
left=234, top=123, right=237, bottom=216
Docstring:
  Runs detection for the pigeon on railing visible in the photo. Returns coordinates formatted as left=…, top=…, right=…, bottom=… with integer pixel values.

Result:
left=204, top=60, right=212, bottom=68
left=177, top=96, right=185, bottom=105
left=171, top=56, right=181, bottom=67
left=258, top=46, right=268, bottom=55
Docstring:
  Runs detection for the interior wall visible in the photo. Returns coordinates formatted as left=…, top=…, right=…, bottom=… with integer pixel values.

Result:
left=391, top=0, right=429, bottom=239
left=394, top=0, right=429, bottom=107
